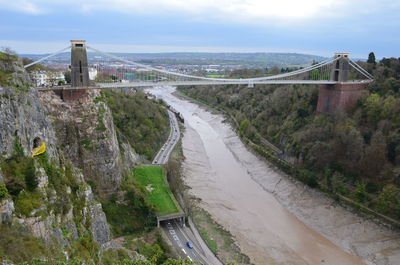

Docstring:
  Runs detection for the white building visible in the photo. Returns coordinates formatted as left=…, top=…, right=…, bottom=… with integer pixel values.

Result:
left=31, top=71, right=65, bottom=87
left=32, top=72, right=47, bottom=87
left=89, top=67, right=98, bottom=80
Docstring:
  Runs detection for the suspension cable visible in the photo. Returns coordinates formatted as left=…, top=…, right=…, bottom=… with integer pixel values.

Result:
left=348, top=59, right=374, bottom=80
left=24, top=46, right=71, bottom=68
left=88, top=45, right=340, bottom=82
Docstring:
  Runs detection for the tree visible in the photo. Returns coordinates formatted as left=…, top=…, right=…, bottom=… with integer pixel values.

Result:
left=1, top=47, right=17, bottom=66
left=362, top=131, right=387, bottom=180
left=377, top=184, right=400, bottom=218
left=64, top=71, right=71, bottom=84
left=367, top=52, right=376, bottom=64
left=1, top=47, right=16, bottom=56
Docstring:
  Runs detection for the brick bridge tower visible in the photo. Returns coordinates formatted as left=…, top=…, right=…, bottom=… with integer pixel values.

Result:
left=54, top=40, right=89, bottom=101
left=316, top=53, right=368, bottom=114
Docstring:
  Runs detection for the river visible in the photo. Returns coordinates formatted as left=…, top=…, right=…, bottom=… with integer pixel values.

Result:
left=148, top=86, right=400, bottom=265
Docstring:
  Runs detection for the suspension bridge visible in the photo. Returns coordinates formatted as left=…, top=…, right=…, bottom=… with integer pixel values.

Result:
left=24, top=40, right=374, bottom=114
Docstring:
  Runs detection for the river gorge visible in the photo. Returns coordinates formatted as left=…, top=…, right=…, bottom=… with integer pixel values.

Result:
left=149, top=86, right=400, bottom=265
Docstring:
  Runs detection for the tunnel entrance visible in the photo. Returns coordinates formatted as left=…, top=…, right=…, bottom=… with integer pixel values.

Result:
left=157, top=213, right=186, bottom=227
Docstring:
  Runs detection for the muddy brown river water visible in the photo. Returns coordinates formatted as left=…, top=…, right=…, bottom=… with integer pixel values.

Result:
left=149, top=86, right=400, bottom=265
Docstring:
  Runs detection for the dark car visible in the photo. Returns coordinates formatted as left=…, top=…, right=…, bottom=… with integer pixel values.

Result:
left=186, top=241, right=193, bottom=249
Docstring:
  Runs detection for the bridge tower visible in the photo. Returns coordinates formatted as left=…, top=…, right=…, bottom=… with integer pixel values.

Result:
left=71, top=40, right=90, bottom=87
left=53, top=40, right=89, bottom=101
left=316, top=53, right=367, bottom=114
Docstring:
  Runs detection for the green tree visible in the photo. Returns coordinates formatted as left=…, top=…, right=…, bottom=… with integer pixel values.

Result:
left=367, top=52, right=376, bottom=64
left=362, top=131, right=387, bottom=180
left=364, top=93, right=382, bottom=123
left=377, top=184, right=400, bottom=218
left=355, top=182, right=368, bottom=202
left=0, top=182, right=8, bottom=199
left=64, top=71, right=71, bottom=84
left=239, top=119, right=249, bottom=136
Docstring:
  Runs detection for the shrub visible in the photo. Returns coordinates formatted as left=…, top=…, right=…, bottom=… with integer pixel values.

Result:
left=355, top=183, right=369, bottom=202
left=101, top=249, right=130, bottom=265
left=24, top=159, right=38, bottom=191
left=0, top=182, right=8, bottom=199
left=298, top=169, right=319, bottom=188
left=377, top=184, right=400, bottom=218
left=1, top=155, right=37, bottom=195
left=136, top=242, right=165, bottom=264
left=14, top=191, right=43, bottom=217
left=0, top=223, right=64, bottom=263
left=5, top=177, right=25, bottom=196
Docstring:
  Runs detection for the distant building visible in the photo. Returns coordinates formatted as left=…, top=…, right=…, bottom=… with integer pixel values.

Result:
left=31, top=71, right=65, bottom=86
left=32, top=71, right=47, bottom=87
left=89, top=67, right=98, bottom=80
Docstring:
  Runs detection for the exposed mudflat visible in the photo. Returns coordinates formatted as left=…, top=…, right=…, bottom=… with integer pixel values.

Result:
left=148, top=86, right=400, bottom=265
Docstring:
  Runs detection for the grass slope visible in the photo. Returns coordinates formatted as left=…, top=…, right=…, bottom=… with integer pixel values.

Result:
left=131, top=166, right=179, bottom=216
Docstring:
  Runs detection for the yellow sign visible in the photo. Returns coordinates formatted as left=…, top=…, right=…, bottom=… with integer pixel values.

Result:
left=32, top=142, right=46, bottom=157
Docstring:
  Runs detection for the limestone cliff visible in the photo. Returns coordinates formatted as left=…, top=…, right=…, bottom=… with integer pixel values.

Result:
left=39, top=89, right=141, bottom=193
left=0, top=54, right=133, bottom=263
left=0, top=58, right=58, bottom=159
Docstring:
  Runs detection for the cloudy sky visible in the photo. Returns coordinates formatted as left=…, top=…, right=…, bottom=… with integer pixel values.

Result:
left=0, top=0, right=399, bottom=58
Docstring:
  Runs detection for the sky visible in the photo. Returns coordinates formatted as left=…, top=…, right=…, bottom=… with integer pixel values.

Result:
left=0, top=0, right=399, bottom=58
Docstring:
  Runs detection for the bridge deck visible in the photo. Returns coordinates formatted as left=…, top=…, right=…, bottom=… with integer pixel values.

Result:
left=35, top=80, right=372, bottom=91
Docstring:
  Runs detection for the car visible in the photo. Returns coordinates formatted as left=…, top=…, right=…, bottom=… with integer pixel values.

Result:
left=186, top=241, right=193, bottom=249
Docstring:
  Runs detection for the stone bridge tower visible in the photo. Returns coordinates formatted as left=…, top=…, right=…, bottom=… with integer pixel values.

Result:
left=54, top=40, right=89, bottom=101
left=71, top=40, right=90, bottom=87
left=316, top=53, right=368, bottom=114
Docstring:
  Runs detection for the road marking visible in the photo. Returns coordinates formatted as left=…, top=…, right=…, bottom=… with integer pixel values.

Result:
left=182, top=248, right=187, bottom=254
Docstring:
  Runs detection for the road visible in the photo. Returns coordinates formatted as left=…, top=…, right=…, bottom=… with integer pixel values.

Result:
left=150, top=104, right=220, bottom=265
left=161, top=220, right=207, bottom=264
left=152, top=110, right=180, bottom=165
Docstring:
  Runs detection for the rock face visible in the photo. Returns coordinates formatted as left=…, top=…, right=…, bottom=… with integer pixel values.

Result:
left=0, top=60, right=58, bottom=159
left=13, top=166, right=111, bottom=246
left=0, top=57, right=118, bottom=262
left=0, top=199, right=14, bottom=223
left=40, top=89, right=140, bottom=192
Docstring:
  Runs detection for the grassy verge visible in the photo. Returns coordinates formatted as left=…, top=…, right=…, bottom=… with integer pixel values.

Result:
left=130, top=166, right=180, bottom=216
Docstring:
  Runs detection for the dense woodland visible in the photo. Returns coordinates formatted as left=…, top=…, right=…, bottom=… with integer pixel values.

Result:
left=101, top=89, right=170, bottom=161
left=179, top=54, right=400, bottom=221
